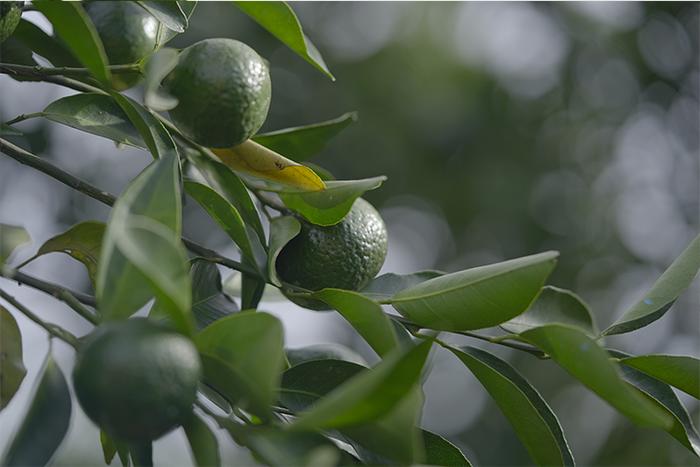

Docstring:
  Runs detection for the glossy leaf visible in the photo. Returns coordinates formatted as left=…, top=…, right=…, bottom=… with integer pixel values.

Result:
left=291, top=340, right=431, bottom=430
left=27, top=221, right=105, bottom=286
left=620, top=355, right=700, bottom=399
left=312, top=288, right=399, bottom=358
left=520, top=325, right=671, bottom=428
left=138, top=1, right=188, bottom=32
left=361, top=270, right=444, bottom=302
left=34, top=1, right=111, bottom=86
left=233, top=1, right=334, bottom=80
left=41, top=93, right=145, bottom=148
left=446, top=345, right=574, bottom=466
left=0, top=306, right=26, bottom=411
left=603, top=233, right=700, bottom=336
left=211, top=140, right=325, bottom=192
left=144, top=47, right=180, bottom=111
left=12, top=19, right=79, bottom=67
left=195, top=312, right=284, bottom=419
left=2, top=355, right=71, bottom=466
left=422, top=430, right=471, bottom=466
left=253, top=112, right=357, bottom=162
left=502, top=286, right=597, bottom=336
left=190, top=260, right=239, bottom=330
left=391, top=251, right=559, bottom=331
left=287, top=344, right=367, bottom=367
left=279, top=176, right=387, bottom=226
left=110, top=93, right=177, bottom=159
left=0, top=223, right=30, bottom=265
left=184, top=413, right=221, bottom=467
left=267, top=216, right=301, bottom=286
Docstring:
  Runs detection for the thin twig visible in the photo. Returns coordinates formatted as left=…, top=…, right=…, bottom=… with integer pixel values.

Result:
left=0, top=67, right=105, bottom=94
left=0, top=288, right=80, bottom=348
left=4, top=112, right=43, bottom=126
left=0, top=62, right=140, bottom=78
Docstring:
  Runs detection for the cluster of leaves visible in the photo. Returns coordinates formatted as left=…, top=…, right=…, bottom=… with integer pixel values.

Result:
left=1, top=2, right=699, bottom=466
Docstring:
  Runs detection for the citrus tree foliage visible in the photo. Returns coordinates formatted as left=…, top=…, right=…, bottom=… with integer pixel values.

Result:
left=1, top=2, right=699, bottom=466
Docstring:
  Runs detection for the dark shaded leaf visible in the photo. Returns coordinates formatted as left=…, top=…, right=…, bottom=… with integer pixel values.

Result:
left=184, top=413, right=221, bottom=467
left=0, top=223, right=30, bottom=265
left=241, top=273, right=266, bottom=310
left=190, top=260, right=239, bottom=330
left=620, top=355, right=699, bottom=399
left=287, top=344, right=367, bottom=367
left=0, top=123, right=22, bottom=136
left=0, top=306, right=26, bottom=411
left=361, top=270, right=444, bottom=302
left=422, top=430, right=471, bottom=466
left=13, top=18, right=79, bottom=67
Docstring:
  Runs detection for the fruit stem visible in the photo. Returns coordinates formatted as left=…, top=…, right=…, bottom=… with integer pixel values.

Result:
left=0, top=287, right=80, bottom=348
left=0, top=62, right=141, bottom=78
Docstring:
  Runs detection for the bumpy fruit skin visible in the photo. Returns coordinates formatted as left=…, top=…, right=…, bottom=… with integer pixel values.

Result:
left=277, top=198, right=388, bottom=310
left=73, top=319, right=201, bottom=442
left=163, top=38, right=272, bottom=148
left=84, top=1, right=160, bottom=89
left=0, top=2, right=23, bottom=44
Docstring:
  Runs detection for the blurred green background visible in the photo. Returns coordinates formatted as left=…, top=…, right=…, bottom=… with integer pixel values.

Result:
left=1, top=2, right=698, bottom=465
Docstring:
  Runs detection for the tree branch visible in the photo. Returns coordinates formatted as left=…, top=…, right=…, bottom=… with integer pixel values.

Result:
left=0, top=62, right=140, bottom=78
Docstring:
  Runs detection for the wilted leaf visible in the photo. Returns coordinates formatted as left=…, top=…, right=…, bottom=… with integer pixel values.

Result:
left=391, top=251, right=559, bottom=331
left=211, top=140, right=325, bottom=192
left=603, top=233, right=700, bottom=336
left=233, top=1, right=334, bottom=80
left=279, top=177, right=386, bottom=226
left=361, top=270, right=444, bottom=302
left=0, top=306, right=26, bottom=411
left=0, top=224, right=30, bottom=265
left=184, top=413, right=221, bottom=467
left=190, top=260, right=239, bottom=330
left=253, top=112, right=357, bottom=162
left=620, top=355, right=699, bottom=400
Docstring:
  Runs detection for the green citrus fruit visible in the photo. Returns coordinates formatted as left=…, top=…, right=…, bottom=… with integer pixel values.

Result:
left=73, top=319, right=201, bottom=442
left=0, top=2, right=23, bottom=44
left=276, top=198, right=388, bottom=310
left=163, top=38, right=272, bottom=148
left=84, top=1, right=161, bottom=90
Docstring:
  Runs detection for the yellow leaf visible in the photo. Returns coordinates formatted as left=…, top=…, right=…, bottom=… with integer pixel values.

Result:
left=211, top=140, right=325, bottom=192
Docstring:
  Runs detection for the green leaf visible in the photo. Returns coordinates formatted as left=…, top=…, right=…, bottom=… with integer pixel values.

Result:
left=138, top=1, right=188, bottom=33
left=520, top=325, right=672, bottom=428
left=34, top=1, right=111, bottom=86
left=391, top=251, right=559, bottom=331
left=100, top=430, right=129, bottom=467
left=41, top=93, right=145, bottom=148
left=128, top=442, right=153, bottom=467
left=2, top=355, right=71, bottom=466
left=190, top=260, right=239, bottom=330
left=0, top=223, right=30, bottom=265
left=361, top=270, right=444, bottom=302
left=13, top=18, right=79, bottom=67
left=27, top=221, right=105, bottom=287
left=110, top=93, right=177, bottom=159
left=291, top=340, right=431, bottom=430
left=144, top=47, right=180, bottom=111
left=445, top=345, right=574, bottom=466
left=233, top=1, right=334, bottom=80
left=279, top=177, right=386, bottom=226
left=0, top=123, right=22, bottom=136
left=195, top=312, right=284, bottom=419
left=312, top=289, right=399, bottom=358
left=603, top=233, right=700, bottom=336
left=252, top=112, right=357, bottom=162
left=184, top=413, right=221, bottom=467
left=0, top=306, right=26, bottom=411
left=287, top=344, right=367, bottom=367
left=267, top=216, right=301, bottom=287
left=502, top=286, right=597, bottom=337
left=620, top=355, right=700, bottom=400
left=422, top=430, right=471, bottom=466
left=613, top=352, right=700, bottom=457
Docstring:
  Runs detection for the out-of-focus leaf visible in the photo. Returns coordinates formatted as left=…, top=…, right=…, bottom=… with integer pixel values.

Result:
left=0, top=223, right=30, bottom=265
left=144, top=47, right=180, bottom=111
left=0, top=306, right=26, bottom=411
left=100, top=430, right=129, bottom=467
left=184, top=413, right=221, bottom=467
left=252, top=112, right=357, bottom=162
left=391, top=251, right=559, bottom=331
left=2, top=355, right=71, bottom=466
left=41, top=93, right=145, bottom=148
left=291, top=340, right=431, bottom=430
left=25, top=221, right=105, bottom=287
left=520, top=325, right=672, bottom=429
left=138, top=1, right=188, bottom=32
left=211, top=140, right=325, bottom=192
left=233, top=1, right=334, bottom=80
left=190, top=260, right=239, bottom=330
left=446, top=345, right=574, bottom=466
left=620, top=355, right=700, bottom=399
left=195, top=312, right=284, bottom=419
left=267, top=216, right=301, bottom=287
left=13, top=19, right=79, bottom=67
left=502, top=286, right=597, bottom=336
left=361, top=270, right=444, bottom=302
left=422, top=430, right=471, bottom=466
left=287, top=344, right=367, bottom=367
left=279, top=176, right=386, bottom=226
left=603, top=233, right=700, bottom=336
left=0, top=123, right=22, bottom=136
left=34, top=2, right=111, bottom=86
left=613, top=351, right=700, bottom=457
left=128, top=442, right=152, bottom=467
left=312, top=289, right=399, bottom=358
